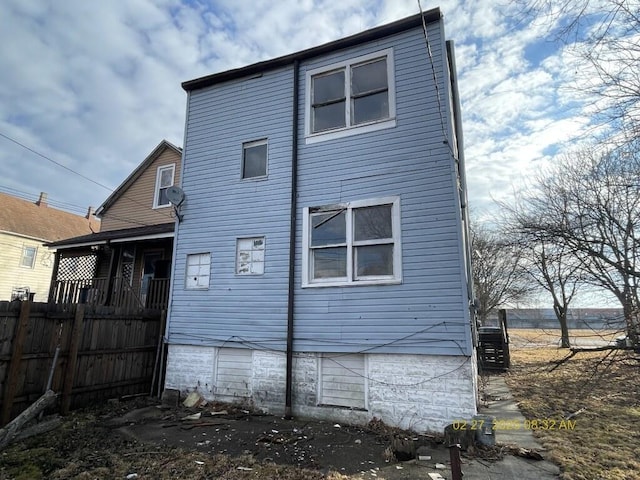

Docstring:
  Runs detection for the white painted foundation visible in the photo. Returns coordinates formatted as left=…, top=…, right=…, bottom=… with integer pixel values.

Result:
left=165, top=345, right=477, bottom=433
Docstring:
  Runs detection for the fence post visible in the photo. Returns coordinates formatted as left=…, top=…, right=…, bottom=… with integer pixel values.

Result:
left=61, top=304, right=85, bottom=415
left=1, top=301, right=32, bottom=426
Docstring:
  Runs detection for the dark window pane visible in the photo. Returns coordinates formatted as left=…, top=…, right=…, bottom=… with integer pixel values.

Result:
left=313, top=101, right=346, bottom=132
left=356, top=244, right=393, bottom=276
left=160, top=168, right=173, bottom=187
left=158, top=187, right=170, bottom=206
left=353, top=91, right=389, bottom=125
left=354, top=205, right=392, bottom=241
left=311, top=211, right=346, bottom=246
left=313, top=247, right=347, bottom=278
left=243, top=143, right=267, bottom=178
left=352, top=59, right=387, bottom=95
left=313, top=71, right=345, bottom=104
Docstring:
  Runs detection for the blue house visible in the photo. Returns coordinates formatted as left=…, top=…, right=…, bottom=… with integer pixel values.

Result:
left=164, top=8, right=477, bottom=432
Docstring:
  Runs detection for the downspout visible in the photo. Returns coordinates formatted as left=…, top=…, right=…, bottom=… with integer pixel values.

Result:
left=446, top=41, right=475, bottom=328
left=285, top=60, right=300, bottom=419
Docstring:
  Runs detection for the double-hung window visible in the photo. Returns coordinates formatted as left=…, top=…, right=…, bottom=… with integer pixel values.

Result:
left=306, top=48, right=396, bottom=143
left=154, top=164, right=175, bottom=208
left=20, top=246, right=37, bottom=268
left=302, top=197, right=402, bottom=287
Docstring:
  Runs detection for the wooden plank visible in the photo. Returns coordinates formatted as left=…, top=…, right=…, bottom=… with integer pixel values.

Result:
left=61, top=304, right=85, bottom=415
left=1, top=301, right=31, bottom=426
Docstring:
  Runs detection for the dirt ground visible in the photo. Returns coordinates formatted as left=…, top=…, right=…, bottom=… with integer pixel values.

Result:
left=0, top=396, right=470, bottom=480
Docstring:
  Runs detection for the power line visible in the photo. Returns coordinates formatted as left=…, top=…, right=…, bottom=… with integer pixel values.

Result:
left=0, top=132, right=177, bottom=225
left=0, top=131, right=114, bottom=192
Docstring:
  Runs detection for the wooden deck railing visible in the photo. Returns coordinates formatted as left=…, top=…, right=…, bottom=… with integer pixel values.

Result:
left=50, top=277, right=170, bottom=310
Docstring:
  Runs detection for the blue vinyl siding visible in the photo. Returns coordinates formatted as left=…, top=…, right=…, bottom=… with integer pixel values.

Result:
left=169, top=66, right=294, bottom=349
left=168, top=18, right=472, bottom=356
left=293, top=22, right=471, bottom=356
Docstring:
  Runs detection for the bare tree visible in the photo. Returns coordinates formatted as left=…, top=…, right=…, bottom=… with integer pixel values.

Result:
left=471, top=222, right=531, bottom=325
left=504, top=210, right=582, bottom=347
left=517, top=0, right=640, bottom=134
left=517, top=140, right=640, bottom=346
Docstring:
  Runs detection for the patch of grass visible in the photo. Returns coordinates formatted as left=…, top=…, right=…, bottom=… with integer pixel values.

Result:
left=505, top=340, right=640, bottom=480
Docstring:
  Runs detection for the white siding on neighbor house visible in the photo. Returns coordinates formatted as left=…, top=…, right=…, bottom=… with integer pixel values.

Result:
left=0, top=232, right=54, bottom=301
left=168, top=66, right=294, bottom=350
left=292, top=21, right=471, bottom=356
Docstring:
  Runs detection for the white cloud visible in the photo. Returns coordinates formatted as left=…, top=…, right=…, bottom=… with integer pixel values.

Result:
left=0, top=0, right=608, bottom=225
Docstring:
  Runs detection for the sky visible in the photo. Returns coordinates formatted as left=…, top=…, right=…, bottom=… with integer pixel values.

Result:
left=0, top=0, right=606, bottom=220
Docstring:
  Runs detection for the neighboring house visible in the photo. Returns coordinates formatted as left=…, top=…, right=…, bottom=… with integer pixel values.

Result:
left=0, top=192, right=99, bottom=302
left=46, top=140, right=182, bottom=309
left=165, top=9, right=477, bottom=432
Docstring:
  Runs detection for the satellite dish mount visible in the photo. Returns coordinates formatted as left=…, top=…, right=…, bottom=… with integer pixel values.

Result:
left=165, top=186, right=186, bottom=222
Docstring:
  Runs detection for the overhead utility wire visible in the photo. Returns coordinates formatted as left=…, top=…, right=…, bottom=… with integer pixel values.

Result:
left=0, top=131, right=114, bottom=192
left=417, top=0, right=456, bottom=159
left=0, top=131, right=175, bottom=225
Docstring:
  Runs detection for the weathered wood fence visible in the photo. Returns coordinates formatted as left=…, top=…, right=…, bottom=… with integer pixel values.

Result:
left=0, top=301, right=165, bottom=425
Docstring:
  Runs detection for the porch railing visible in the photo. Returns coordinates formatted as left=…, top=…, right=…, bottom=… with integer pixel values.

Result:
left=50, top=277, right=170, bottom=310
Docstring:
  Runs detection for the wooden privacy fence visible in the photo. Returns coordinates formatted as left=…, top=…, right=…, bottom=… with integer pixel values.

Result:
left=0, top=301, right=165, bottom=425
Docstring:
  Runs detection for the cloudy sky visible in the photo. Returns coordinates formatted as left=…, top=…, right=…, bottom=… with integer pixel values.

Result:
left=0, top=0, right=603, bottom=220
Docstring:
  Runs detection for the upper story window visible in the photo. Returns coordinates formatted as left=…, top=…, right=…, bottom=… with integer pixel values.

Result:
left=242, top=140, right=268, bottom=179
left=20, top=246, right=37, bottom=268
left=154, top=164, right=175, bottom=208
left=305, top=48, right=396, bottom=144
left=302, top=196, right=402, bottom=287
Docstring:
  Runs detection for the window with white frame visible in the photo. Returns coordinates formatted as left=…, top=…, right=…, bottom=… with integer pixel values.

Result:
left=154, top=164, right=175, bottom=208
left=302, top=197, right=402, bottom=287
left=236, top=237, right=265, bottom=275
left=306, top=48, right=396, bottom=141
left=185, top=253, right=210, bottom=289
left=242, top=140, right=268, bottom=179
left=20, top=246, right=37, bottom=268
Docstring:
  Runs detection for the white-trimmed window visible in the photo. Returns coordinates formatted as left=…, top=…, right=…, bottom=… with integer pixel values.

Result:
left=305, top=48, right=396, bottom=143
left=302, top=196, right=402, bottom=287
left=236, top=237, right=265, bottom=275
left=185, top=253, right=210, bottom=289
left=242, top=139, right=268, bottom=179
left=20, top=246, right=37, bottom=268
left=154, top=164, right=175, bottom=208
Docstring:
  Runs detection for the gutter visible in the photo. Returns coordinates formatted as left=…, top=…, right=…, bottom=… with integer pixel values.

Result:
left=446, top=41, right=475, bottom=320
left=285, top=59, right=300, bottom=419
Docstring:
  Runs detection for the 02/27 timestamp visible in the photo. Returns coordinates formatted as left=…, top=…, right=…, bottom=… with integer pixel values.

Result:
left=451, top=418, right=576, bottom=431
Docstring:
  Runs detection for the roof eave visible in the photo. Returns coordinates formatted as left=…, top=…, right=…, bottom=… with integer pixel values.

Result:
left=96, top=140, right=183, bottom=217
left=182, top=8, right=442, bottom=92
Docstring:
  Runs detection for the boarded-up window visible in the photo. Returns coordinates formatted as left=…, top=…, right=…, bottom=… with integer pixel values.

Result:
left=185, top=253, right=210, bottom=289
left=319, top=354, right=366, bottom=409
left=215, top=348, right=253, bottom=399
left=236, top=237, right=265, bottom=275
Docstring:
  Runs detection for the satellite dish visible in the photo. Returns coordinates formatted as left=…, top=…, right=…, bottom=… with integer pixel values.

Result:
left=165, top=186, right=185, bottom=206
